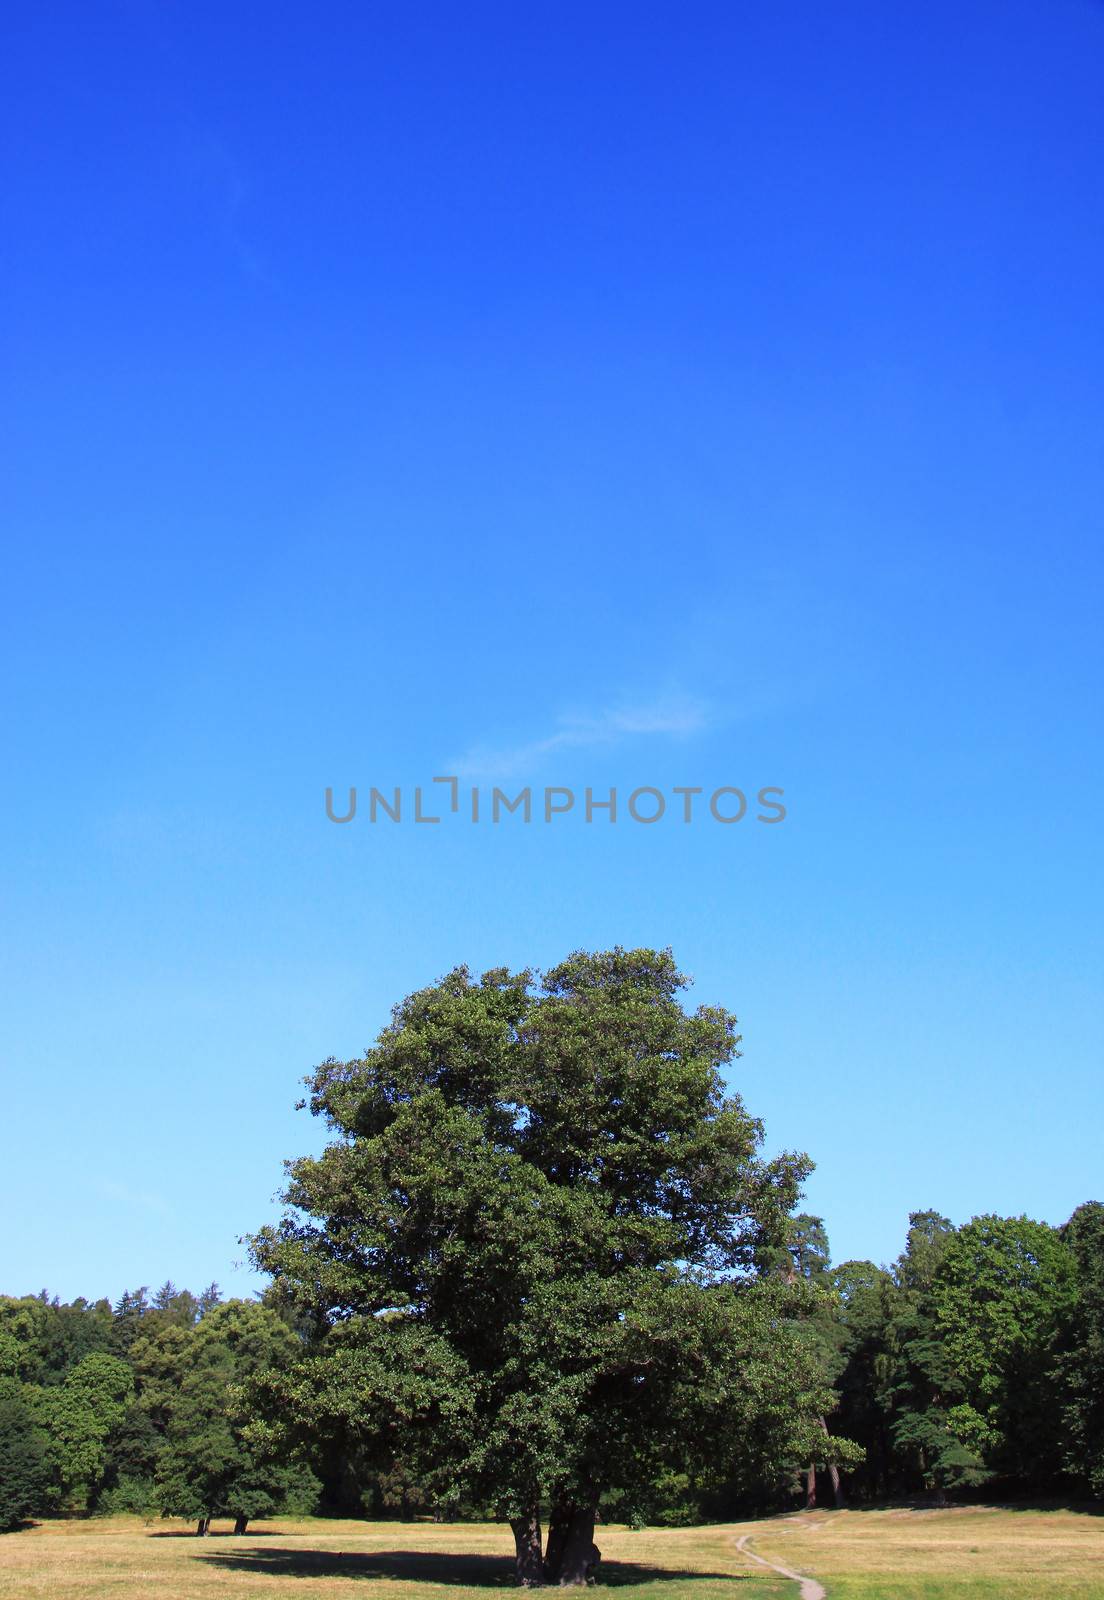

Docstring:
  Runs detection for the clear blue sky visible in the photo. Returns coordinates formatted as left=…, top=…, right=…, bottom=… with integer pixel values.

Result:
left=2, top=0, right=1101, bottom=1304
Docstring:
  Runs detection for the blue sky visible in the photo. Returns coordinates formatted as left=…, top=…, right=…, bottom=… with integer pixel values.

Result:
left=2, top=0, right=1101, bottom=1303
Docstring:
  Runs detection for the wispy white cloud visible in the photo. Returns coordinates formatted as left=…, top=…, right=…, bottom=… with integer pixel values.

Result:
left=449, top=694, right=710, bottom=780
left=179, top=127, right=277, bottom=287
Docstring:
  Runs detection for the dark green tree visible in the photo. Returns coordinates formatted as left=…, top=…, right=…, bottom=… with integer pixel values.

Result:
left=111, top=1288, right=152, bottom=1353
left=1055, top=1201, right=1104, bottom=1493
left=153, top=1300, right=318, bottom=1534
left=0, top=1294, right=114, bottom=1386
left=832, top=1209, right=1080, bottom=1499
left=248, top=948, right=844, bottom=1584
left=929, top=1214, right=1076, bottom=1485
left=827, top=1258, right=898, bottom=1497
left=829, top=1210, right=979, bottom=1499
left=0, top=1381, right=50, bottom=1531
left=880, top=1210, right=986, bottom=1498
left=756, top=1213, right=860, bottom=1508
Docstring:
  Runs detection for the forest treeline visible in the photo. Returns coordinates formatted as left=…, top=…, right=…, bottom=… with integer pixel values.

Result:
left=2, top=1201, right=1101, bottom=1534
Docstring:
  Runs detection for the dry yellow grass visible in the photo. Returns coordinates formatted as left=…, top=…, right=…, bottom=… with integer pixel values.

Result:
left=0, top=1516, right=785, bottom=1600
left=732, top=1504, right=1104, bottom=1599
left=1, top=1507, right=1103, bottom=1600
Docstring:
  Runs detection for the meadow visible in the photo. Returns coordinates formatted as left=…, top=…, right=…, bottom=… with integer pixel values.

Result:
left=1, top=1507, right=1102, bottom=1600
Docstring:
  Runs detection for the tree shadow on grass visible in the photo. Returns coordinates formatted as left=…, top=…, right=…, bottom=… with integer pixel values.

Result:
left=202, top=1549, right=745, bottom=1587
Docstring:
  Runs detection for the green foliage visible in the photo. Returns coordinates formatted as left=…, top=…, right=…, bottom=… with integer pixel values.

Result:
left=930, top=1215, right=1076, bottom=1483
left=0, top=1331, right=22, bottom=1380
left=35, top=1351, right=134, bottom=1510
left=0, top=1279, right=326, bottom=1531
left=152, top=1299, right=319, bottom=1526
left=114, top=1281, right=220, bottom=1349
left=0, top=1380, right=50, bottom=1531
left=830, top=1207, right=1092, bottom=1500
left=0, top=1294, right=114, bottom=1385
left=603, top=1468, right=701, bottom=1527
left=95, top=1474, right=159, bottom=1515
left=1055, top=1201, right=1104, bottom=1494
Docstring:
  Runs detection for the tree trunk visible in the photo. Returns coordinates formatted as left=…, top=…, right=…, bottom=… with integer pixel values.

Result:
left=549, top=1500, right=599, bottom=1586
left=195, top=1516, right=210, bottom=1536
left=234, top=1515, right=249, bottom=1536
left=816, top=1417, right=845, bottom=1508
left=543, top=1504, right=570, bottom=1586
left=803, top=1464, right=816, bottom=1510
left=511, top=1506, right=544, bottom=1588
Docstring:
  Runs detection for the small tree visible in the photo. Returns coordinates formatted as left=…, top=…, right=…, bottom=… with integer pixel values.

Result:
left=153, top=1300, right=318, bottom=1534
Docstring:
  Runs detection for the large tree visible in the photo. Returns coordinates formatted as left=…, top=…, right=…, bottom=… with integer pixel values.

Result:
left=248, top=948, right=844, bottom=1584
